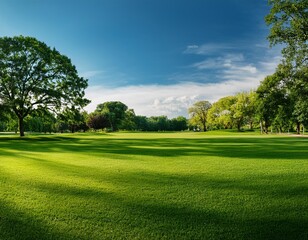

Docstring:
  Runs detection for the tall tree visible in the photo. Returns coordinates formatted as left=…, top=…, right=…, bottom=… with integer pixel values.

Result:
left=265, top=0, right=308, bottom=133
left=188, top=100, right=212, bottom=131
left=0, top=36, right=89, bottom=136
left=256, top=72, right=288, bottom=133
left=266, top=0, right=308, bottom=65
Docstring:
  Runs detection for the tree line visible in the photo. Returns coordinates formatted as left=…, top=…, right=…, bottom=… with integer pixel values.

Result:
left=0, top=101, right=188, bottom=133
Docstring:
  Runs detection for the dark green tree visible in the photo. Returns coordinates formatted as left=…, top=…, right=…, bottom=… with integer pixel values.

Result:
left=134, top=115, right=148, bottom=131
left=120, top=109, right=137, bottom=130
left=256, top=72, right=289, bottom=133
left=0, top=36, right=89, bottom=136
left=169, top=116, right=187, bottom=131
left=86, top=112, right=110, bottom=131
left=59, top=107, right=88, bottom=133
left=95, top=101, right=128, bottom=131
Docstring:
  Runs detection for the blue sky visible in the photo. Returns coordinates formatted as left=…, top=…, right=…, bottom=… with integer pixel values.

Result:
left=0, top=0, right=281, bottom=117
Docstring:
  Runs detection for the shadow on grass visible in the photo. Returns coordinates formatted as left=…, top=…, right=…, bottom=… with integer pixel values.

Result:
left=0, top=135, right=308, bottom=160
left=1, top=166, right=307, bottom=240
left=0, top=199, right=74, bottom=240
left=1, top=134, right=307, bottom=239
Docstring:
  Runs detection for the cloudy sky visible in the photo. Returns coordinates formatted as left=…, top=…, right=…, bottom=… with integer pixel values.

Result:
left=0, top=0, right=281, bottom=117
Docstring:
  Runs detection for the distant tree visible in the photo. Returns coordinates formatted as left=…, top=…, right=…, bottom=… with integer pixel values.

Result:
left=155, top=116, right=169, bottom=131
left=207, top=96, right=236, bottom=129
left=256, top=73, right=288, bottom=133
left=0, top=36, right=89, bottom=136
left=95, top=101, right=128, bottom=131
left=169, top=116, right=187, bottom=131
left=146, top=116, right=169, bottom=131
left=78, top=111, right=89, bottom=132
left=59, top=107, right=88, bottom=133
left=120, top=109, right=136, bottom=130
left=246, top=91, right=258, bottom=129
left=0, top=105, right=13, bottom=131
left=25, top=110, right=56, bottom=133
left=86, top=112, right=109, bottom=131
left=189, top=101, right=212, bottom=131
left=231, top=92, right=257, bottom=131
left=135, top=115, right=148, bottom=131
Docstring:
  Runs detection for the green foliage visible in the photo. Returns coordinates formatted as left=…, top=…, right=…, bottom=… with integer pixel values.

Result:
left=59, top=108, right=88, bottom=133
left=24, top=111, right=56, bottom=133
left=120, top=109, right=137, bottom=130
left=0, top=132, right=307, bottom=239
left=95, top=101, right=128, bottom=131
left=189, top=100, right=212, bottom=131
left=169, top=116, right=187, bottom=131
left=0, top=36, right=89, bottom=136
left=134, top=115, right=149, bottom=131
left=258, top=0, right=308, bottom=134
left=86, top=112, right=110, bottom=131
left=231, top=92, right=257, bottom=131
left=266, top=0, right=308, bottom=65
left=207, top=96, right=236, bottom=129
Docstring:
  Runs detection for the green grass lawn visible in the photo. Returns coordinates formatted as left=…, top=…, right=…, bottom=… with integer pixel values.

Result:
left=0, top=131, right=307, bottom=240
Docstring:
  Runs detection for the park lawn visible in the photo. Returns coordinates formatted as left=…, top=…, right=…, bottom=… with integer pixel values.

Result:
left=0, top=132, right=307, bottom=240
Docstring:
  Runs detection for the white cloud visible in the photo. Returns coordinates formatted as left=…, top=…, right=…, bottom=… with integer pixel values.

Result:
left=191, top=53, right=244, bottom=70
left=85, top=55, right=279, bottom=118
left=84, top=45, right=282, bottom=118
left=80, top=70, right=104, bottom=79
left=184, top=43, right=234, bottom=55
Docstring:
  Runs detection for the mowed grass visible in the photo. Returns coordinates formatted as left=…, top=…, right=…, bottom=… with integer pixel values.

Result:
left=0, top=132, right=307, bottom=240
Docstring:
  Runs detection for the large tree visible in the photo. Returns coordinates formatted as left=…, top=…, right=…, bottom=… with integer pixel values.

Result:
left=188, top=100, right=212, bottom=131
left=256, top=72, right=290, bottom=133
left=266, top=0, right=307, bottom=65
left=264, top=0, right=308, bottom=133
left=0, top=36, right=89, bottom=136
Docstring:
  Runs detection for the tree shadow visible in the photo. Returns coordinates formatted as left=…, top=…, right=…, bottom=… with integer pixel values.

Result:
left=0, top=199, right=76, bottom=240
left=0, top=134, right=307, bottom=239
left=1, top=167, right=307, bottom=239
left=0, top=135, right=307, bottom=160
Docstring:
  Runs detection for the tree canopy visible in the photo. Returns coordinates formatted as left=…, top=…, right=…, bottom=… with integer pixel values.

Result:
left=0, top=36, right=89, bottom=136
left=266, top=0, right=307, bottom=68
left=188, top=100, right=212, bottom=131
left=95, top=101, right=128, bottom=131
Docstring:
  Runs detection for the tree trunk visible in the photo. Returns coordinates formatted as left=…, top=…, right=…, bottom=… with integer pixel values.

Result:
left=203, top=122, right=207, bottom=132
left=237, top=122, right=241, bottom=131
left=296, top=122, right=300, bottom=134
left=260, top=121, right=263, bottom=134
left=19, top=117, right=25, bottom=137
